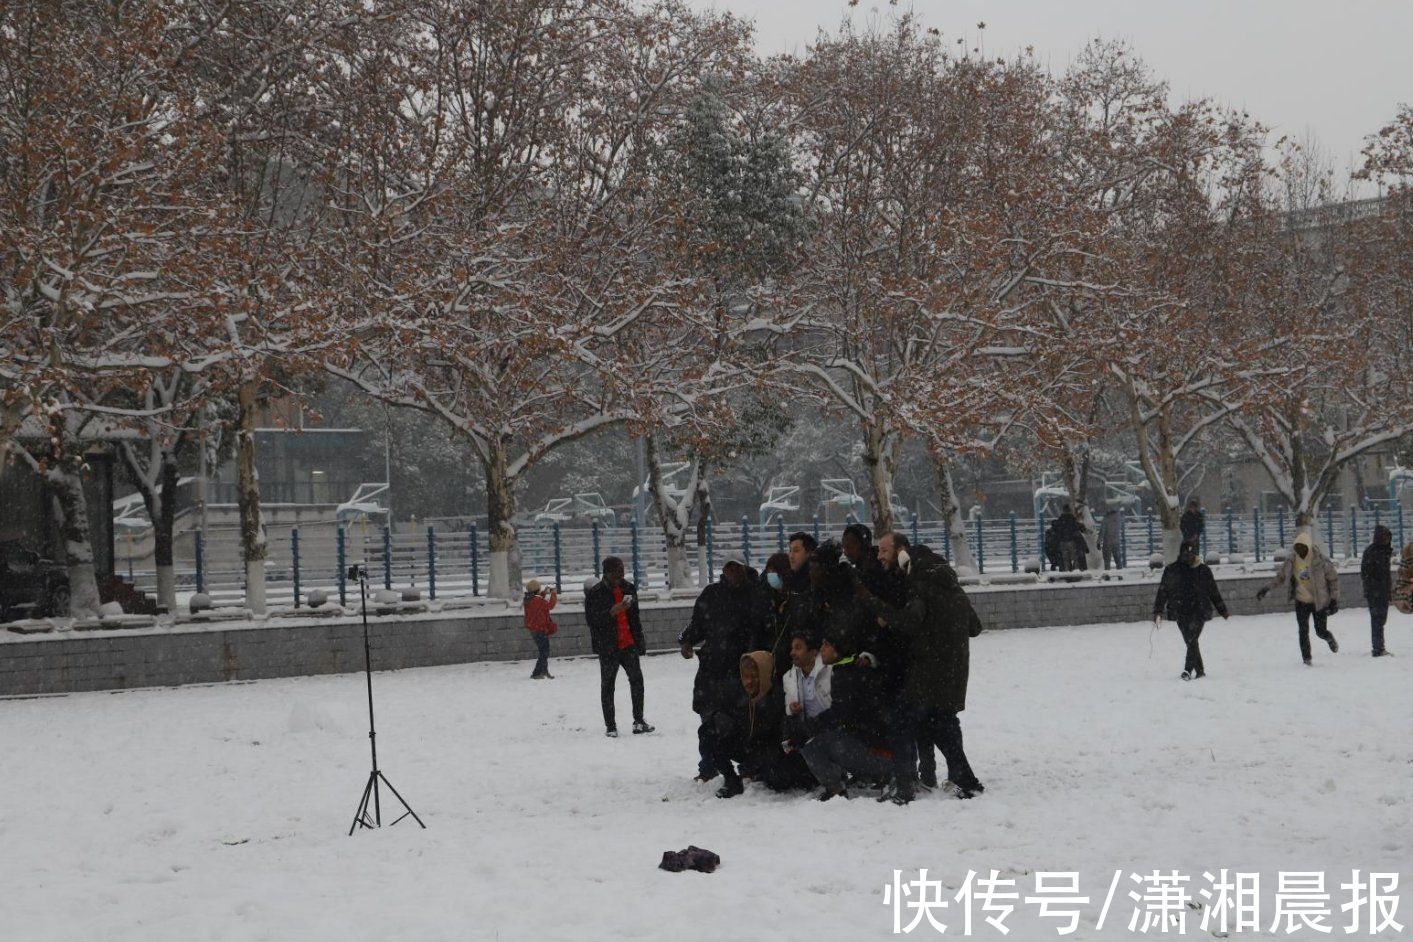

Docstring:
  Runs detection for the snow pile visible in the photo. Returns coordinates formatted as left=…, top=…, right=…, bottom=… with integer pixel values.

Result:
left=1, top=612, right=1409, bottom=941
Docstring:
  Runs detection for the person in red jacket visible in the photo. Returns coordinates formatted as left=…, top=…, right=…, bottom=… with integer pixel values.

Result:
left=523, top=579, right=558, bottom=679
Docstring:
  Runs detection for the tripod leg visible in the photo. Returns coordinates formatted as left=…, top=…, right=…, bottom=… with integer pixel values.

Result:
left=376, top=771, right=427, bottom=829
left=348, top=772, right=376, bottom=836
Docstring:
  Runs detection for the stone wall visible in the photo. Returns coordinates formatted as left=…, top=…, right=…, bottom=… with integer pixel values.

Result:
left=0, top=570, right=1377, bottom=698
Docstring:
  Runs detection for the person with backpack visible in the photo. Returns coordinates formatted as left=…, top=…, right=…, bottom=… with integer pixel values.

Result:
left=522, top=579, right=558, bottom=679
left=1153, top=541, right=1229, bottom=680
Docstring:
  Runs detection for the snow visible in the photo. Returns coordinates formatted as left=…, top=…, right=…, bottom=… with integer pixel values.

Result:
left=2, top=612, right=1411, bottom=941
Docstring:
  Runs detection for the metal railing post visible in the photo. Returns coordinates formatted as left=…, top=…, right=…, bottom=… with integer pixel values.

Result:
left=553, top=522, right=563, bottom=593
left=1009, top=512, right=1018, bottom=573
left=337, top=527, right=347, bottom=607
left=975, top=515, right=984, bottom=574
left=740, top=515, right=752, bottom=569
left=382, top=525, right=393, bottom=589
left=1325, top=507, right=1335, bottom=555
left=812, top=514, right=820, bottom=544
left=911, top=514, right=920, bottom=547
left=194, top=530, right=205, bottom=594
left=1147, top=512, right=1155, bottom=556
left=426, top=526, right=437, bottom=600
left=1349, top=507, right=1358, bottom=558
left=591, top=520, right=602, bottom=577
left=776, top=517, right=786, bottom=553
left=1278, top=509, right=1287, bottom=548
left=469, top=524, right=480, bottom=597
left=1226, top=509, right=1235, bottom=557
left=705, top=515, right=716, bottom=583
left=630, top=518, right=642, bottom=587
left=292, top=527, right=302, bottom=607
left=1253, top=507, right=1262, bottom=563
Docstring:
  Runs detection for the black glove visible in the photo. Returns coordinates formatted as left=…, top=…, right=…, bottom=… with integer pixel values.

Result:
left=1255, top=587, right=1268, bottom=600
left=1326, top=600, right=1338, bottom=616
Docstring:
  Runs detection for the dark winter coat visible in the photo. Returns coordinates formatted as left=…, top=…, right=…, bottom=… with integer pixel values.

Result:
left=585, top=578, right=645, bottom=657
left=814, top=656, right=887, bottom=745
left=678, top=581, right=773, bottom=715
left=864, top=545, right=976, bottom=714
left=1180, top=509, right=1204, bottom=543
left=1153, top=560, right=1229, bottom=623
left=764, top=582, right=812, bottom=682
left=1099, top=511, right=1124, bottom=550
left=1054, top=512, right=1085, bottom=543
left=1361, top=528, right=1394, bottom=603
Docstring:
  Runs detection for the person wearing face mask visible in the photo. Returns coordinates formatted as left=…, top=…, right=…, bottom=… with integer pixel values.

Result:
left=761, top=552, right=803, bottom=686
left=1153, top=541, right=1229, bottom=680
left=1258, top=531, right=1341, bottom=666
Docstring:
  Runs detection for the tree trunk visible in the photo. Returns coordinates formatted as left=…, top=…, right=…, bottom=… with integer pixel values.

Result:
left=695, top=474, right=713, bottom=587
left=1061, top=450, right=1102, bottom=571
left=46, top=455, right=101, bottom=618
left=862, top=417, right=898, bottom=535
left=484, top=440, right=520, bottom=599
left=153, top=453, right=180, bottom=612
left=236, top=380, right=267, bottom=614
left=934, top=457, right=977, bottom=572
left=1126, top=381, right=1185, bottom=564
left=645, top=433, right=698, bottom=590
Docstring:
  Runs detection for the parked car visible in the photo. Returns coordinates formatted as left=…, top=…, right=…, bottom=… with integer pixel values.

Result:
left=0, top=541, right=70, bottom=621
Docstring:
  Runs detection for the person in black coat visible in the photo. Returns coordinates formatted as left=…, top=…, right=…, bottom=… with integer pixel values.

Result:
left=584, top=556, right=652, bottom=737
left=1153, top=540, right=1229, bottom=680
left=1180, top=498, right=1205, bottom=546
left=1054, top=505, right=1086, bottom=571
left=1361, top=524, right=1395, bottom=657
left=679, top=556, right=774, bottom=778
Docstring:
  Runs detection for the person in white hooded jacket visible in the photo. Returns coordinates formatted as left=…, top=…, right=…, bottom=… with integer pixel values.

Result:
left=1257, top=531, right=1341, bottom=665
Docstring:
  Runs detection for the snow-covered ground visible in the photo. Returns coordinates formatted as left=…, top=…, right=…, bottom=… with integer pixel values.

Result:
left=2, top=612, right=1410, bottom=941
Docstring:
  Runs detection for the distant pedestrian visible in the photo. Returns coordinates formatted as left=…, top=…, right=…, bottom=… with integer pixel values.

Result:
left=1153, top=541, right=1229, bottom=680
left=1396, top=543, right=1413, bottom=615
left=1180, top=498, right=1205, bottom=547
left=1054, top=505, right=1086, bottom=571
left=1099, top=507, right=1124, bottom=571
left=585, top=557, right=654, bottom=737
left=1257, top=532, right=1340, bottom=666
left=1360, top=525, right=1394, bottom=657
left=522, top=578, right=558, bottom=679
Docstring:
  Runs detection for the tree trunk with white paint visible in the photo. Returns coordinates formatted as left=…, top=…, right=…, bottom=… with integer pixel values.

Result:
left=934, top=458, right=977, bottom=573
left=862, top=417, right=899, bottom=536
left=46, top=455, right=101, bottom=618
left=484, top=440, right=520, bottom=600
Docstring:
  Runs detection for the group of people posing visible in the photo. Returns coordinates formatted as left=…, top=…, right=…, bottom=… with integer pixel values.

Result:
left=522, top=513, right=1413, bottom=799
left=668, top=525, right=984, bottom=804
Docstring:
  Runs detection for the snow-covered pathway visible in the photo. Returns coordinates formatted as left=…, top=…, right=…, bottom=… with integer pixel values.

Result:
left=3, top=612, right=1410, bottom=941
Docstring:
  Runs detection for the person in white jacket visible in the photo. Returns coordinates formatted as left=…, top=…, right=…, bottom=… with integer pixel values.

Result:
left=782, top=630, right=832, bottom=748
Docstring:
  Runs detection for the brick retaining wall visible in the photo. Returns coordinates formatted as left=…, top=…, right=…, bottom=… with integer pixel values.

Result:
left=0, top=571, right=1378, bottom=698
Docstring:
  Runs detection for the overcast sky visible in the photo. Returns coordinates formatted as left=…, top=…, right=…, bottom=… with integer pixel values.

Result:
left=683, top=0, right=1413, bottom=182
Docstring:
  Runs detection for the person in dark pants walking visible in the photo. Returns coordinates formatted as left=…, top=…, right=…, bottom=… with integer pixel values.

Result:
left=1361, top=524, right=1395, bottom=657
left=1180, top=498, right=1205, bottom=548
left=1258, top=532, right=1341, bottom=666
left=522, top=579, right=558, bottom=679
left=1153, top=541, right=1229, bottom=679
left=585, top=557, right=654, bottom=737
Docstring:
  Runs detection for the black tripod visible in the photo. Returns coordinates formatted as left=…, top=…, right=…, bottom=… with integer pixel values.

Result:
left=348, top=566, right=425, bottom=836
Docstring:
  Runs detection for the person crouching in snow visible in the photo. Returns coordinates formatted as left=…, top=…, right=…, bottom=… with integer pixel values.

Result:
left=703, top=652, right=796, bottom=798
left=523, top=579, right=558, bottom=679
left=1257, top=531, right=1340, bottom=665
left=1153, top=541, right=1229, bottom=680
